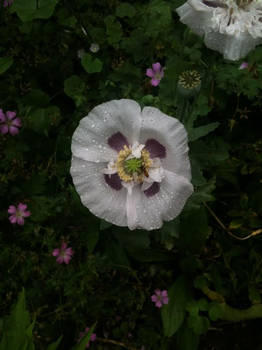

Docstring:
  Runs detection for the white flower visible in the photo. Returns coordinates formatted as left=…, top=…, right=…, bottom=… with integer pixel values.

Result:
left=70, top=99, right=193, bottom=230
left=90, top=43, right=100, bottom=53
left=176, top=0, right=262, bottom=60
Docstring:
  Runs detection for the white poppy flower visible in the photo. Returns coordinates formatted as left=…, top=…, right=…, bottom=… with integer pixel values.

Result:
left=176, top=0, right=262, bottom=60
left=70, top=99, right=193, bottom=230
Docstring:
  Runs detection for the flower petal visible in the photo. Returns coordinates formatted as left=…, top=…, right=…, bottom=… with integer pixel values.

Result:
left=6, top=111, right=16, bottom=120
left=12, top=118, right=22, bottom=127
left=126, top=185, right=141, bottom=230
left=71, top=156, right=128, bottom=227
left=146, top=68, right=155, bottom=78
left=104, top=173, right=123, bottom=191
left=71, top=99, right=141, bottom=163
left=9, top=126, right=19, bottom=136
left=152, top=62, right=161, bottom=72
left=108, top=132, right=129, bottom=152
left=18, top=203, right=27, bottom=211
left=0, top=109, right=6, bottom=123
left=141, top=107, right=192, bottom=180
left=9, top=215, right=17, bottom=224
left=135, top=170, right=193, bottom=230
left=17, top=217, right=25, bottom=225
left=145, top=139, right=166, bottom=159
left=151, top=78, right=160, bottom=86
left=8, top=205, right=17, bottom=214
left=0, top=124, right=9, bottom=134
left=52, top=249, right=60, bottom=257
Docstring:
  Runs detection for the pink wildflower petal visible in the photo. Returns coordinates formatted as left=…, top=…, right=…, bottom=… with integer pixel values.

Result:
left=239, top=62, right=248, bottom=70
left=9, top=215, right=17, bottom=224
left=9, top=126, right=19, bottom=136
left=146, top=68, right=155, bottom=78
left=61, top=242, right=67, bottom=250
left=18, top=203, right=27, bottom=211
left=23, top=210, right=31, bottom=217
left=0, top=110, right=6, bottom=123
left=161, top=290, right=168, bottom=297
left=56, top=256, right=64, bottom=264
left=151, top=78, right=160, bottom=87
left=52, top=249, right=60, bottom=257
left=151, top=295, right=158, bottom=302
left=152, top=62, right=161, bottom=72
left=90, top=334, right=96, bottom=341
left=17, top=217, right=25, bottom=225
left=6, top=111, right=16, bottom=120
left=155, top=300, right=162, bottom=308
left=0, top=124, right=8, bottom=134
left=162, top=297, right=169, bottom=305
left=8, top=205, right=17, bottom=214
left=154, top=289, right=161, bottom=296
left=65, top=247, right=73, bottom=256
left=12, top=118, right=22, bottom=127
left=63, top=255, right=71, bottom=264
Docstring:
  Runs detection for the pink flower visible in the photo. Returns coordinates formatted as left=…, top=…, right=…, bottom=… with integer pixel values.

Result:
left=8, top=203, right=31, bottom=225
left=0, top=110, right=22, bottom=136
left=3, top=0, right=14, bottom=7
left=239, top=62, right=249, bottom=70
left=78, top=327, right=96, bottom=348
left=151, top=289, right=169, bottom=308
left=146, top=62, right=164, bottom=86
left=52, top=242, right=74, bottom=264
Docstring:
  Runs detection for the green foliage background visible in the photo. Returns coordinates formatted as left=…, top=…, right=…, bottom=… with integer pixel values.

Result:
left=1, top=0, right=262, bottom=349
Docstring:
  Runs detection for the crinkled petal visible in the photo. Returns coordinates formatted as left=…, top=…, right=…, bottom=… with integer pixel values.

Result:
left=0, top=124, right=9, bottom=134
left=135, top=170, right=193, bottom=230
left=140, top=107, right=192, bottom=180
left=17, top=217, right=25, bottom=225
left=12, top=118, right=22, bottom=127
left=151, top=78, right=160, bottom=86
left=161, top=290, right=168, bottom=297
left=71, top=156, right=128, bottom=227
left=126, top=185, right=141, bottom=230
left=146, top=68, right=155, bottom=78
left=52, top=249, right=60, bottom=257
left=9, top=215, right=17, bottom=224
left=71, top=99, right=141, bottom=163
left=23, top=210, right=31, bottom=218
left=18, top=203, right=27, bottom=211
left=0, top=109, right=6, bottom=123
left=56, top=256, right=64, bottom=264
left=9, top=126, right=19, bottom=136
left=151, top=295, right=158, bottom=302
left=8, top=205, right=17, bottom=214
left=6, top=111, right=16, bottom=120
left=155, top=301, right=162, bottom=308
left=63, top=255, right=71, bottom=264
left=152, top=62, right=161, bottom=72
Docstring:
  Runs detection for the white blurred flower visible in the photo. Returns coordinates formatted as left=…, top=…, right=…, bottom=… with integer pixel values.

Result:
left=90, top=43, right=100, bottom=53
left=70, top=99, right=193, bottom=230
left=176, top=0, right=262, bottom=60
left=77, top=49, right=85, bottom=59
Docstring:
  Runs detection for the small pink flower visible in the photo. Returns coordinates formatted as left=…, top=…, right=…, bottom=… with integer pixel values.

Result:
left=3, top=0, right=14, bottom=7
left=239, top=62, right=249, bottom=70
left=0, top=110, right=22, bottom=136
left=78, top=327, right=96, bottom=348
left=146, top=62, right=164, bottom=86
left=151, top=289, right=169, bottom=308
left=8, top=203, right=31, bottom=225
left=52, top=242, right=74, bottom=264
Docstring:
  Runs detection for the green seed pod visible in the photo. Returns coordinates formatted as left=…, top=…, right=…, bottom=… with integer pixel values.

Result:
left=177, top=70, right=201, bottom=97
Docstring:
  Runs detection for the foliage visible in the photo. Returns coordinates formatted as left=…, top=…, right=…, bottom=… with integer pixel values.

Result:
left=1, top=0, right=262, bottom=349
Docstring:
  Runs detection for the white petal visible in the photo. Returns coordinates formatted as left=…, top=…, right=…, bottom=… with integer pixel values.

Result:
left=140, top=107, right=191, bottom=181
left=71, top=156, right=128, bottom=227
left=148, top=167, right=164, bottom=183
left=122, top=181, right=135, bottom=195
left=135, top=170, right=194, bottom=230
left=71, top=99, right=141, bottom=163
left=131, top=142, right=145, bottom=158
left=126, top=186, right=141, bottom=230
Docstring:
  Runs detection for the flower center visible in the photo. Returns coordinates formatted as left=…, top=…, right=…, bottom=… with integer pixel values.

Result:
left=116, top=145, right=152, bottom=183
left=155, top=72, right=162, bottom=80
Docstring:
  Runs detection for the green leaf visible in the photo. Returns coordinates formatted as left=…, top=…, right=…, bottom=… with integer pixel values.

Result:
left=0, top=57, right=13, bottom=74
left=71, top=324, right=96, bottom=350
left=22, top=89, right=50, bottom=108
left=116, top=3, right=136, bottom=17
left=86, top=229, right=100, bottom=253
left=161, top=276, right=192, bottom=337
left=12, top=0, right=59, bottom=22
left=46, top=336, right=63, bottom=350
left=64, top=75, right=86, bottom=106
left=27, top=106, right=61, bottom=135
left=189, top=122, right=220, bottom=142
left=176, top=323, right=199, bottom=350
left=208, top=302, right=224, bottom=321
left=104, top=15, right=123, bottom=46
left=187, top=315, right=210, bottom=335
left=81, top=54, right=103, bottom=74
left=0, top=289, right=35, bottom=350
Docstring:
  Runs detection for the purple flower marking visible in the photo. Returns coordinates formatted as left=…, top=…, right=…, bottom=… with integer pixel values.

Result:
left=151, top=289, right=169, bottom=308
left=3, top=0, right=14, bottom=7
left=0, top=110, right=22, bottom=136
left=146, top=62, right=164, bottom=86
left=239, top=61, right=249, bottom=70
left=52, top=242, right=74, bottom=264
left=78, top=327, right=97, bottom=348
left=8, top=203, right=31, bottom=225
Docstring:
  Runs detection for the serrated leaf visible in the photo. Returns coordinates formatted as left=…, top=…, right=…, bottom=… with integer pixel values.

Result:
left=161, top=276, right=192, bottom=337
left=189, top=122, right=220, bottom=142
left=0, top=57, right=13, bottom=74
left=81, top=53, right=103, bottom=74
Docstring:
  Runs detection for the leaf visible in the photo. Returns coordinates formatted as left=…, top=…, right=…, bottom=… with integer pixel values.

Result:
left=64, top=75, right=86, bottom=106
left=0, top=57, right=13, bottom=74
left=46, top=336, right=63, bottom=350
left=11, top=0, right=59, bottom=22
left=176, top=323, right=199, bottom=350
left=161, top=276, right=192, bottom=337
left=0, top=289, right=35, bottom=350
left=22, top=89, right=50, bottom=108
left=27, top=106, right=61, bottom=135
left=116, top=3, right=136, bottom=17
left=104, top=15, right=123, bottom=46
left=81, top=54, right=103, bottom=74
left=188, top=122, right=220, bottom=142
left=187, top=315, right=210, bottom=335
left=71, top=324, right=96, bottom=350
left=86, top=229, right=100, bottom=253
left=208, top=302, right=224, bottom=321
